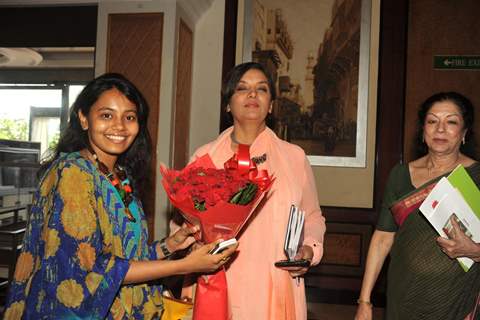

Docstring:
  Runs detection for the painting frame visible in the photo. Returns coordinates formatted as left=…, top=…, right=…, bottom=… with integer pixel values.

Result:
left=239, top=0, right=373, bottom=167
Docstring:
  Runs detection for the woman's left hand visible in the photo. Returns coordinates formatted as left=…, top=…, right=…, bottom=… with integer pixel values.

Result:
left=437, top=217, right=480, bottom=262
left=277, top=245, right=313, bottom=277
left=166, top=225, right=200, bottom=253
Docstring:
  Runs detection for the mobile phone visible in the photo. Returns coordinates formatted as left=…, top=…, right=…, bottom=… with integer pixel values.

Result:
left=274, top=259, right=311, bottom=268
left=209, top=238, right=237, bottom=255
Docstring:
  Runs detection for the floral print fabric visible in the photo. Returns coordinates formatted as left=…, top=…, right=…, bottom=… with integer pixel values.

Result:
left=4, top=152, right=163, bottom=319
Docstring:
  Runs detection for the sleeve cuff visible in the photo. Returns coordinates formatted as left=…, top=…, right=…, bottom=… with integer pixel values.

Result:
left=149, top=240, right=161, bottom=260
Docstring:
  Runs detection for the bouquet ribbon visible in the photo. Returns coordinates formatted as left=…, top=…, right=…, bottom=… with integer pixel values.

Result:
left=192, top=269, right=229, bottom=320
left=224, top=144, right=272, bottom=191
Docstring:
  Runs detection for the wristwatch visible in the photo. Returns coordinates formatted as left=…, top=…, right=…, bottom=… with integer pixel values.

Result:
left=159, top=237, right=172, bottom=258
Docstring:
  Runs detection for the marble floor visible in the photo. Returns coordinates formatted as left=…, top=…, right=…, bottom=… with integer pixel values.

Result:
left=0, top=302, right=384, bottom=319
left=0, top=288, right=386, bottom=319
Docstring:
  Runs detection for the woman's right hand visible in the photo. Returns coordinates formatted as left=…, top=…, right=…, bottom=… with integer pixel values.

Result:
left=166, top=224, right=199, bottom=253
left=182, top=240, right=238, bottom=274
left=354, top=303, right=373, bottom=320
left=437, top=216, right=480, bottom=262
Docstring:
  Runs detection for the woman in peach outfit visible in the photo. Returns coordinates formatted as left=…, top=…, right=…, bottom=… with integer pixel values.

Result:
left=188, top=62, right=326, bottom=320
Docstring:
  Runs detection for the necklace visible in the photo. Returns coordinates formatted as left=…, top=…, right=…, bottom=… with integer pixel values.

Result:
left=230, top=132, right=250, bottom=146
left=426, top=154, right=460, bottom=178
left=230, top=132, right=267, bottom=165
left=87, top=147, right=136, bottom=222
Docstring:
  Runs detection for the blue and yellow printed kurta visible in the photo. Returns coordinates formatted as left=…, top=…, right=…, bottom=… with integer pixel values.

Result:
left=4, top=152, right=164, bottom=319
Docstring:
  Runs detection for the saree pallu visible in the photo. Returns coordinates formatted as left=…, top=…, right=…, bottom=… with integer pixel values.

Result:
left=384, top=163, right=480, bottom=320
left=390, top=182, right=436, bottom=228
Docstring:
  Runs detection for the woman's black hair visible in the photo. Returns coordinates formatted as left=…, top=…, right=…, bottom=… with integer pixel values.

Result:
left=40, top=73, right=152, bottom=196
left=416, top=91, right=476, bottom=158
left=221, top=62, right=277, bottom=129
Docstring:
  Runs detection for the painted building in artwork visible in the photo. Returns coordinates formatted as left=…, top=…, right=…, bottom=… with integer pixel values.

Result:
left=304, top=52, right=315, bottom=114
left=312, top=0, right=361, bottom=146
left=252, top=1, right=304, bottom=140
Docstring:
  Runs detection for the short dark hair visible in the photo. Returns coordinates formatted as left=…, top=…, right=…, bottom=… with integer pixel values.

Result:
left=221, top=62, right=277, bottom=106
left=416, top=91, right=475, bottom=158
left=41, top=73, right=152, bottom=195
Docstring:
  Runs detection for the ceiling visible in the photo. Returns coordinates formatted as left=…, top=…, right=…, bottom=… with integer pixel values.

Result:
left=0, top=47, right=94, bottom=68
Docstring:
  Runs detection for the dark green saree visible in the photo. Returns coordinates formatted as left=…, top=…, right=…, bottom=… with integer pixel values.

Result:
left=376, top=163, right=480, bottom=320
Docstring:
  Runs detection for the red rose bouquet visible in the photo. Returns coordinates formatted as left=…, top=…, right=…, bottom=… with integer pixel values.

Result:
left=160, top=144, right=273, bottom=320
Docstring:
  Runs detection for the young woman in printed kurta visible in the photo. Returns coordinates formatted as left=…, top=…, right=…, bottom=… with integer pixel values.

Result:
left=4, top=73, right=237, bottom=319
left=177, top=62, right=326, bottom=320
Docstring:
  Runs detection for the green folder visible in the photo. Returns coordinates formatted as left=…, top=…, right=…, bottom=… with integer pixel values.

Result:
left=447, top=164, right=480, bottom=218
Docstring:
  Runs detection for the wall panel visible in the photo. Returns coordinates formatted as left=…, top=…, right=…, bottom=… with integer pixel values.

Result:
left=404, top=0, right=480, bottom=161
left=173, top=20, right=193, bottom=169
left=106, top=13, right=164, bottom=239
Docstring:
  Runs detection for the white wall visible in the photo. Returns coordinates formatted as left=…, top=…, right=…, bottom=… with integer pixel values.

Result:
left=188, top=0, right=225, bottom=155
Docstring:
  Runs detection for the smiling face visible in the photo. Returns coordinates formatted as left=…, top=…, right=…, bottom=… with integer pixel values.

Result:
left=228, top=68, right=273, bottom=126
left=78, top=88, right=139, bottom=168
left=423, top=100, right=466, bottom=156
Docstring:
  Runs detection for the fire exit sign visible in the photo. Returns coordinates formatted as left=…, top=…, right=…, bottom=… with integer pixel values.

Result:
left=434, top=55, right=480, bottom=70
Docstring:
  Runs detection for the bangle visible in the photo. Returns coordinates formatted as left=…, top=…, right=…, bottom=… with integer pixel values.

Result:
left=357, top=299, right=373, bottom=307
left=159, top=237, right=172, bottom=258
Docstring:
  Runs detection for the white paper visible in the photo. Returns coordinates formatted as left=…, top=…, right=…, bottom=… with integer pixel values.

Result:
left=420, top=177, right=480, bottom=271
left=284, top=205, right=305, bottom=260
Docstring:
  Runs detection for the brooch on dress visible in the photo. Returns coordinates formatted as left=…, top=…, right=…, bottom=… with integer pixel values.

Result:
left=251, top=153, right=267, bottom=165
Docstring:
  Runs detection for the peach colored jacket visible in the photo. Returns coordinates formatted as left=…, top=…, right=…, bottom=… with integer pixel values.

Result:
left=191, top=127, right=325, bottom=320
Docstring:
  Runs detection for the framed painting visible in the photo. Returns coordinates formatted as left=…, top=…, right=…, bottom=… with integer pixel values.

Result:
left=240, top=0, right=373, bottom=167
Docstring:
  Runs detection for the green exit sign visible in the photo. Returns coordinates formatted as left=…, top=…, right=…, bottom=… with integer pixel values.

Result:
left=434, top=55, right=480, bottom=70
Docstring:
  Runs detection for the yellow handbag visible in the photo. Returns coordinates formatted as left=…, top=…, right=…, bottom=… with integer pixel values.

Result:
left=161, top=294, right=193, bottom=320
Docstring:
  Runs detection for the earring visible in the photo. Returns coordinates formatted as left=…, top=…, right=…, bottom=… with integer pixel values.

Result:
left=462, top=137, right=466, bottom=145
left=226, top=105, right=231, bottom=113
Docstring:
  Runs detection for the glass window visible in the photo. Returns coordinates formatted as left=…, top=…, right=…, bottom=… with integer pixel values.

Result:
left=0, top=84, right=85, bottom=158
left=69, top=85, right=85, bottom=106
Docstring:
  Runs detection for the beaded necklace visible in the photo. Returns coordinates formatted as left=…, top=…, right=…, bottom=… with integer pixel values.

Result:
left=87, top=146, right=137, bottom=222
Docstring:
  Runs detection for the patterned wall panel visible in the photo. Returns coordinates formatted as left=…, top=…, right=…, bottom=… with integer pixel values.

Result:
left=173, top=20, right=193, bottom=169
left=314, top=222, right=372, bottom=277
left=106, top=13, right=164, bottom=238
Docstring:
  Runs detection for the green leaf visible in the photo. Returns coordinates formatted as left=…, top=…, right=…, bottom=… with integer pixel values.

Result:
left=194, top=199, right=206, bottom=211
left=230, top=183, right=258, bottom=205
left=230, top=187, right=245, bottom=204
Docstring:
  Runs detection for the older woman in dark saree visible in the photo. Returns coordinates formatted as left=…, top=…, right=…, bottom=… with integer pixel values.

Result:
left=355, top=92, right=480, bottom=320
